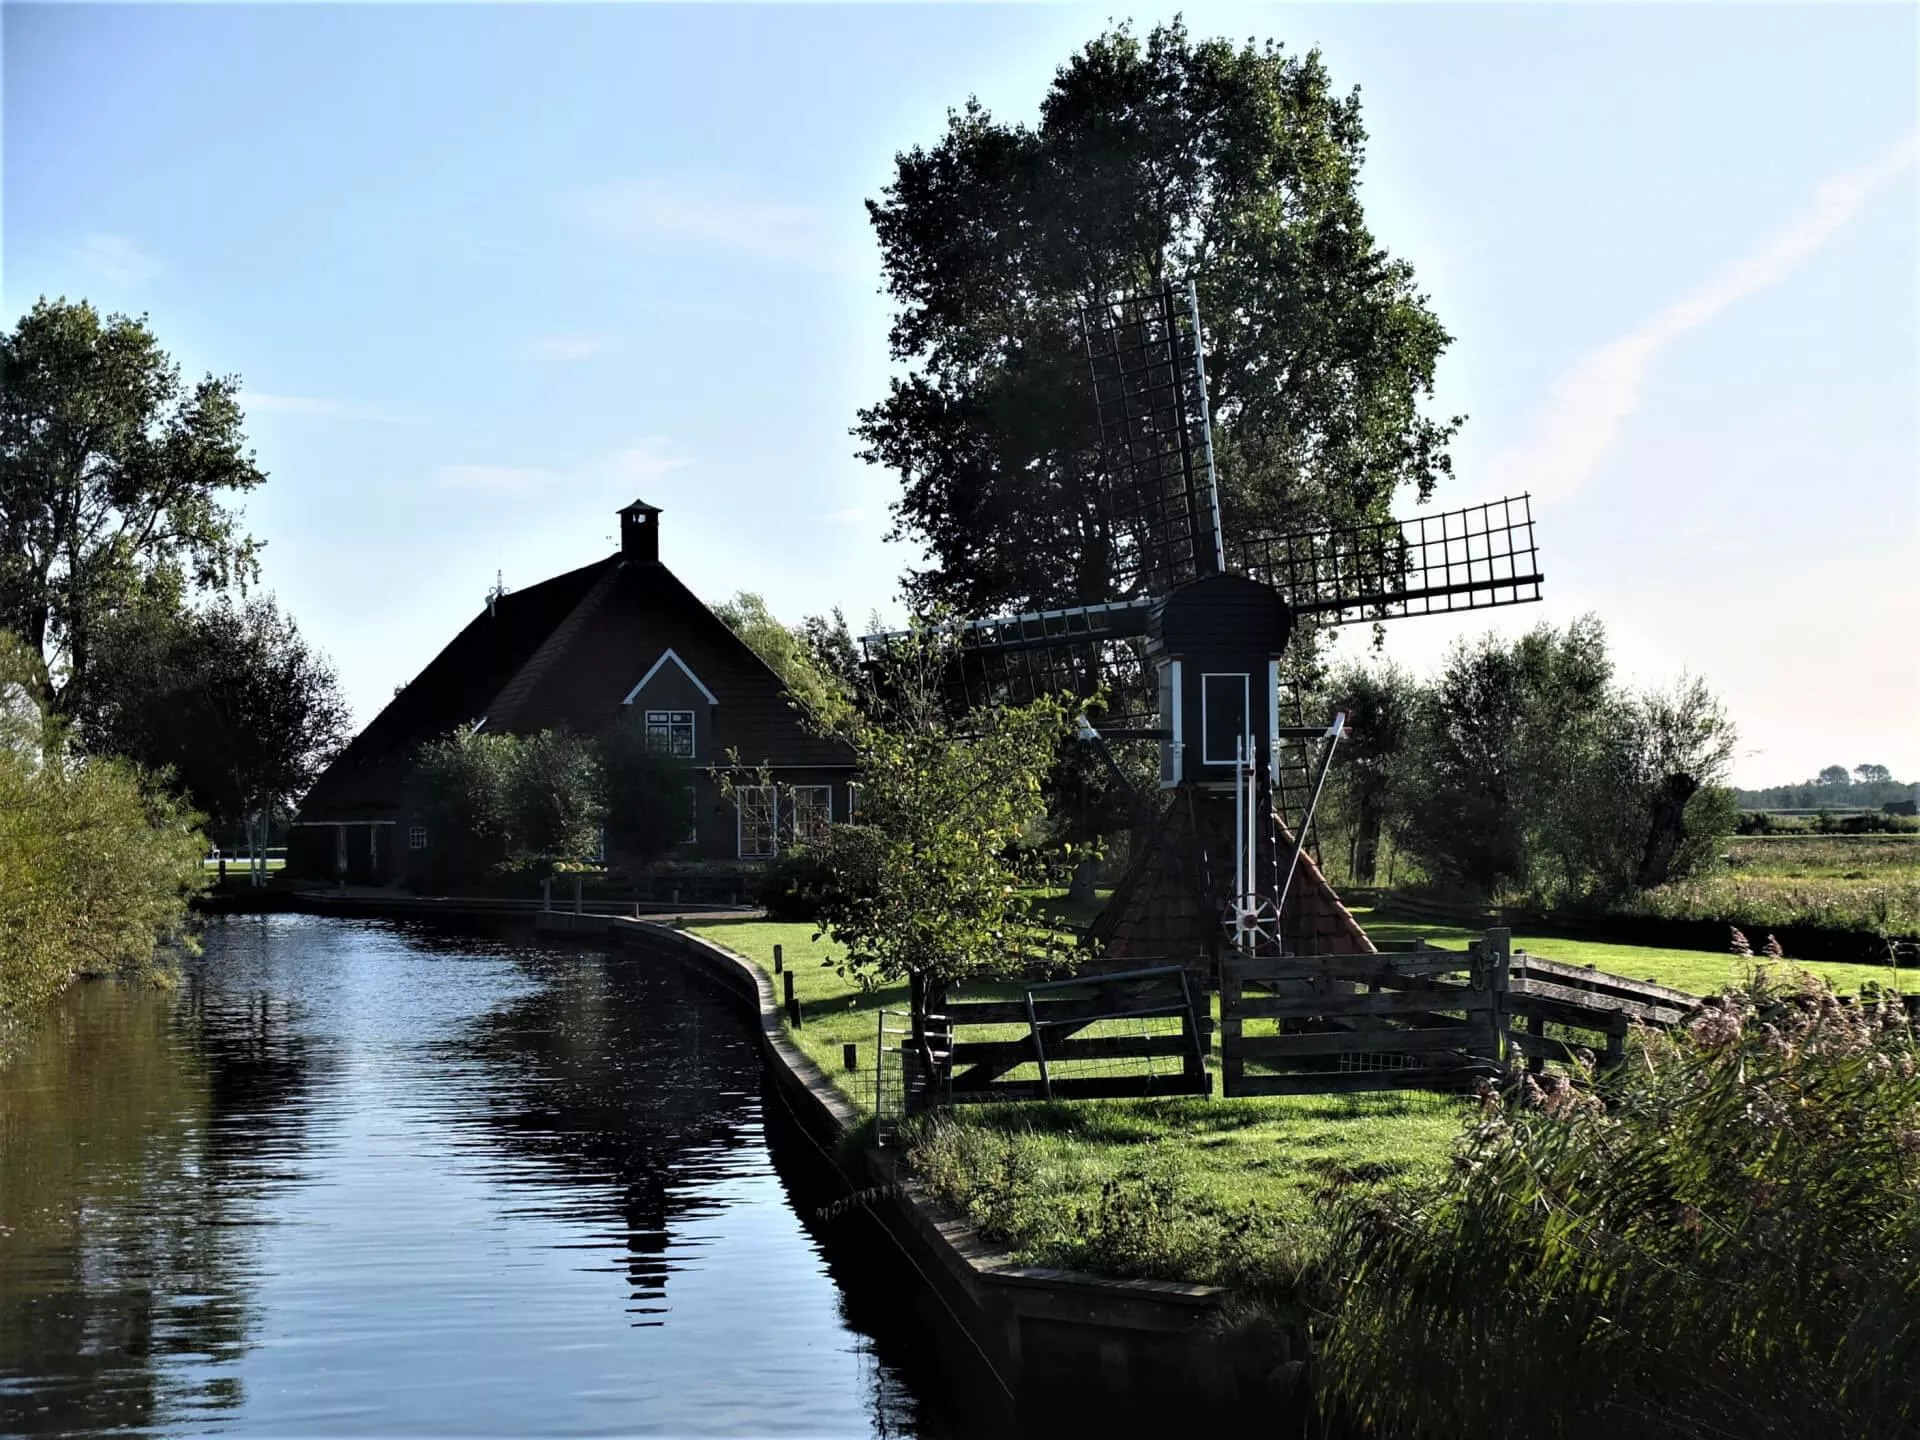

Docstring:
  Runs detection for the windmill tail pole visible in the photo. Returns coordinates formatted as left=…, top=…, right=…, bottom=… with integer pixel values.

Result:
left=1275, top=713, right=1347, bottom=941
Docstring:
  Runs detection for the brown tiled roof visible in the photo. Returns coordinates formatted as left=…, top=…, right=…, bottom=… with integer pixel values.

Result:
left=298, top=557, right=615, bottom=819
left=1089, top=790, right=1374, bottom=969
left=298, top=551, right=851, bottom=822
left=485, top=560, right=852, bottom=768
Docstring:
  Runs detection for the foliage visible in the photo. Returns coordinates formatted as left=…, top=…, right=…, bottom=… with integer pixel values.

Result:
left=0, top=299, right=265, bottom=708
left=76, top=592, right=349, bottom=835
left=1737, top=768, right=1914, bottom=812
left=1619, top=873, right=1920, bottom=938
left=404, top=729, right=518, bottom=881
left=501, top=730, right=603, bottom=862
left=810, top=688, right=1078, bottom=991
left=1318, top=970, right=1920, bottom=1438
left=1739, top=810, right=1920, bottom=836
left=1383, top=619, right=1737, bottom=904
left=712, top=591, right=855, bottom=729
left=0, top=631, right=205, bottom=1017
left=598, top=708, right=696, bottom=864
left=858, top=19, right=1458, bottom=620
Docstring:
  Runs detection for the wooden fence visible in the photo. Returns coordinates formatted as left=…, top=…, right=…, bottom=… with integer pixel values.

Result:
left=1218, top=931, right=1704, bottom=1097
left=927, top=966, right=1212, bottom=1104
left=1219, top=938, right=1510, bottom=1097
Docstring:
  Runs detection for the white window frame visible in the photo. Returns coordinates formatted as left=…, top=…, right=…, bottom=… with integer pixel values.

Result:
left=408, top=825, right=428, bottom=851
left=682, top=785, right=700, bottom=847
left=1200, top=671, right=1251, bottom=767
left=790, top=785, right=831, bottom=847
left=645, top=709, right=696, bottom=759
left=736, top=784, right=779, bottom=859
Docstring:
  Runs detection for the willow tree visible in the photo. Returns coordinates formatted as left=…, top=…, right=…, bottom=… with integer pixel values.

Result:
left=857, top=19, right=1459, bottom=618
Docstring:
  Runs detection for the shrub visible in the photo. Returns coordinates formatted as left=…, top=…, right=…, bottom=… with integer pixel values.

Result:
left=1318, top=968, right=1920, bottom=1439
left=0, top=632, right=206, bottom=1017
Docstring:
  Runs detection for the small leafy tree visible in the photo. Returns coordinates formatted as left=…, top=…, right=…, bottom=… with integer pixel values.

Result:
left=502, top=730, right=603, bottom=863
left=713, top=591, right=854, bottom=728
left=600, top=710, right=694, bottom=865
left=796, top=631, right=1079, bottom=1087
left=0, top=630, right=205, bottom=1016
left=405, top=729, right=517, bottom=882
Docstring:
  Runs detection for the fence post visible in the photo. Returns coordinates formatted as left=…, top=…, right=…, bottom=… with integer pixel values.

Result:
left=573, top=874, right=583, bottom=915
left=843, top=1042, right=858, bottom=1072
left=784, top=970, right=801, bottom=1027
left=1219, top=961, right=1244, bottom=1098
left=773, top=944, right=783, bottom=975
left=1485, top=928, right=1512, bottom=1068
left=541, top=877, right=552, bottom=912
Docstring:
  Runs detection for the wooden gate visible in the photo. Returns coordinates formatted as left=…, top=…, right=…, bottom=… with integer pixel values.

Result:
left=930, top=966, right=1212, bottom=1103
left=1219, top=935, right=1511, bottom=1096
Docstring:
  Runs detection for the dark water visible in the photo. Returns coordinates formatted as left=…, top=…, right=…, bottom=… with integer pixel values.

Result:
left=0, top=915, right=992, bottom=1438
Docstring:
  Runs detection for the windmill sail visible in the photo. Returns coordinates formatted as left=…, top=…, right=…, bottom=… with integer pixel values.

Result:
left=1231, top=495, right=1544, bottom=624
left=1082, top=279, right=1225, bottom=597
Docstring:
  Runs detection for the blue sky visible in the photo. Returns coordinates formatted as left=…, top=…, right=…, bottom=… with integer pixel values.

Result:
left=5, top=3, right=1915, bottom=786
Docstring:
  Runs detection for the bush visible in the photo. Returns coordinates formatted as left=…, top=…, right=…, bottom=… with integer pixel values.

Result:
left=0, top=632, right=206, bottom=1017
left=754, top=844, right=839, bottom=921
left=1318, top=969, right=1920, bottom=1439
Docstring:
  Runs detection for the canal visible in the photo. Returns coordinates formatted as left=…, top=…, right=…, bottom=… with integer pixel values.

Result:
left=0, top=915, right=997, bottom=1437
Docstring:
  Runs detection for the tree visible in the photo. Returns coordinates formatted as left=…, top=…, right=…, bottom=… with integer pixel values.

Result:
left=1629, top=675, right=1736, bottom=888
left=0, top=630, right=205, bottom=1015
left=1324, top=661, right=1418, bottom=885
left=1856, top=763, right=1893, bottom=786
left=1818, top=765, right=1853, bottom=787
left=502, top=730, right=603, bottom=862
left=857, top=20, right=1458, bottom=619
left=797, top=633, right=1077, bottom=1091
left=79, top=595, right=349, bottom=865
left=600, top=710, right=695, bottom=865
left=0, top=299, right=265, bottom=708
left=713, top=591, right=854, bottom=729
left=405, top=729, right=517, bottom=882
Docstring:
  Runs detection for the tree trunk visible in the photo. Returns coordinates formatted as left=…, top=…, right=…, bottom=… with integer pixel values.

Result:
left=907, top=972, right=948, bottom=1112
left=1352, top=797, right=1383, bottom=886
left=1637, top=772, right=1700, bottom=890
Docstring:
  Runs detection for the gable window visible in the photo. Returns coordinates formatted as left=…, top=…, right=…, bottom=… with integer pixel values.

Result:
left=736, top=785, right=778, bottom=859
left=646, top=709, right=695, bottom=758
left=791, top=786, right=831, bottom=847
left=408, top=825, right=428, bottom=851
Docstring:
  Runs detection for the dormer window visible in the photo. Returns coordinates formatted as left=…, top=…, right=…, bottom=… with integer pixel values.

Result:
left=646, top=709, right=695, bottom=758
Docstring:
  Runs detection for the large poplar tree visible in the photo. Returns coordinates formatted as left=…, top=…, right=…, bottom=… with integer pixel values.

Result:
left=858, top=20, right=1459, bottom=617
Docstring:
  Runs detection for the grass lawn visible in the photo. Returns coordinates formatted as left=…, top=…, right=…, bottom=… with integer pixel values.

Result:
left=1357, top=910, right=1914, bottom=997
left=681, top=912, right=1908, bottom=1289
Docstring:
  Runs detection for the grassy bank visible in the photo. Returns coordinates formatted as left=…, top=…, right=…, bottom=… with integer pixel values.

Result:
left=681, top=914, right=1909, bottom=1300
left=1621, top=832, right=1920, bottom=935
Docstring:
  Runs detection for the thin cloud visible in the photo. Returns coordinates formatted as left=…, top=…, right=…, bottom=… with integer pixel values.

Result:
left=529, top=333, right=614, bottom=362
left=569, top=180, right=846, bottom=271
left=75, top=233, right=160, bottom=285
left=1491, top=133, right=1919, bottom=506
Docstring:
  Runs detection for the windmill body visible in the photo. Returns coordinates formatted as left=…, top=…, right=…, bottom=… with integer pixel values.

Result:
left=864, top=279, right=1544, bottom=977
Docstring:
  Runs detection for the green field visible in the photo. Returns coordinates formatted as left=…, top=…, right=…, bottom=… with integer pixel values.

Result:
left=1620, top=832, right=1920, bottom=935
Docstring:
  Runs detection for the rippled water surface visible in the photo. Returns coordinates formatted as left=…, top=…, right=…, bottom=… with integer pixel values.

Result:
left=0, top=916, right=960, bottom=1437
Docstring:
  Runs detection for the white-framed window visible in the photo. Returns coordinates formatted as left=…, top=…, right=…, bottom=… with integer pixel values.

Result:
left=791, top=785, right=831, bottom=847
left=1201, top=672, right=1250, bottom=767
left=736, top=785, right=778, bottom=859
left=682, top=785, right=700, bottom=847
left=646, top=709, right=695, bottom=758
left=409, top=825, right=428, bottom=851
left=845, top=782, right=859, bottom=823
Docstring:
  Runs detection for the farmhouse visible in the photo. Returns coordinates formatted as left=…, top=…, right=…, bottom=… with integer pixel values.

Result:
left=289, top=500, right=854, bottom=883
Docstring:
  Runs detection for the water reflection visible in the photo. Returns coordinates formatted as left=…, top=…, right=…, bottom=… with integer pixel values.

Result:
left=0, top=916, right=949, bottom=1437
left=0, top=954, right=324, bottom=1435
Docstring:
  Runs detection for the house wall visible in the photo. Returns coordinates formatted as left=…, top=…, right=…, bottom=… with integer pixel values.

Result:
left=622, top=657, right=715, bottom=761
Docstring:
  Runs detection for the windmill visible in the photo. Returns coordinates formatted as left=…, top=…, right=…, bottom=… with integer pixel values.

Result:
left=862, top=279, right=1543, bottom=973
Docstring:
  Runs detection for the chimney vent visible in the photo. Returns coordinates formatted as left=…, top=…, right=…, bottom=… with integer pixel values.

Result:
left=618, top=499, right=662, bottom=565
